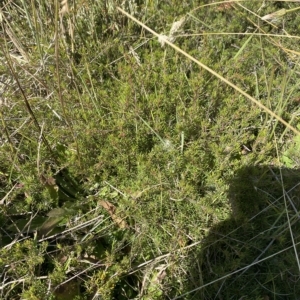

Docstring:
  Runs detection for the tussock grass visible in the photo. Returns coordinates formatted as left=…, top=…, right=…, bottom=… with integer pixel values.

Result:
left=1, top=0, right=300, bottom=299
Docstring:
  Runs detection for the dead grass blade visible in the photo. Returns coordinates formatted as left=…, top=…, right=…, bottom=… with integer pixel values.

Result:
left=99, top=200, right=129, bottom=229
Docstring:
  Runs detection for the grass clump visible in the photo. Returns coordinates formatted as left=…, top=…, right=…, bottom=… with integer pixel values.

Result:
left=1, top=0, right=300, bottom=299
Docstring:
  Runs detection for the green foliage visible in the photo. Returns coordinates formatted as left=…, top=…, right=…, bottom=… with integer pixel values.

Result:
left=1, top=0, right=300, bottom=299
left=282, top=125, right=300, bottom=168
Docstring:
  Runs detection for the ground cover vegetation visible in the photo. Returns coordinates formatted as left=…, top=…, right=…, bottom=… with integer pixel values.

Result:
left=1, top=0, right=300, bottom=299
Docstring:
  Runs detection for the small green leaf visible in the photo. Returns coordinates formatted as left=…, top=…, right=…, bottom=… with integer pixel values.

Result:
left=38, top=216, right=65, bottom=237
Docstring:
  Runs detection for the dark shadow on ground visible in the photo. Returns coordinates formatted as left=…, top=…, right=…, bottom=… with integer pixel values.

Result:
left=185, top=165, right=300, bottom=299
